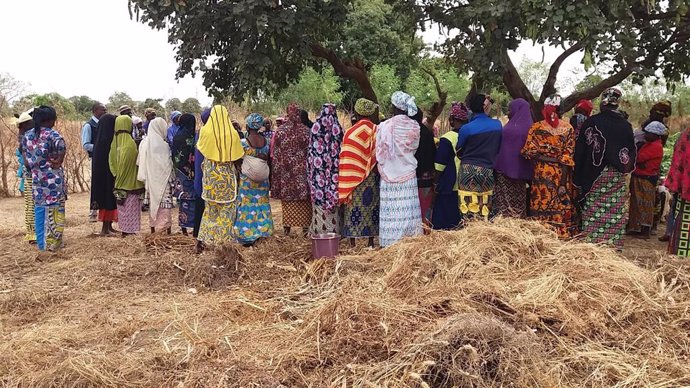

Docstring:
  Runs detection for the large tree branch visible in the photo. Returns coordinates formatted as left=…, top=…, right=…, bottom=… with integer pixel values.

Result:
left=539, top=42, right=584, bottom=102
left=421, top=67, right=448, bottom=127
left=562, top=24, right=690, bottom=112
left=309, top=42, right=378, bottom=103
left=502, top=53, right=535, bottom=103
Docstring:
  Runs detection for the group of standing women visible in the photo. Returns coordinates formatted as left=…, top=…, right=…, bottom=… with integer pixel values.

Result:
left=16, top=88, right=688, bottom=257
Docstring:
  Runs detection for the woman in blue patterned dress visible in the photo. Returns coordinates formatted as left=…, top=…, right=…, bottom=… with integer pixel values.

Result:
left=233, top=113, right=274, bottom=246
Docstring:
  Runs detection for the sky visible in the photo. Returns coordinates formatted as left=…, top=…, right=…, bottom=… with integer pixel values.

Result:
left=0, top=0, right=584, bottom=107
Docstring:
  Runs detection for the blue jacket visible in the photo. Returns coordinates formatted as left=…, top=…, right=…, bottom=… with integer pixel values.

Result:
left=456, top=113, right=503, bottom=169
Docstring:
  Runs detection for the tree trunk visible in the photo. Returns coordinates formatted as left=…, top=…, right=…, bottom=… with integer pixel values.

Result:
left=310, top=43, right=378, bottom=104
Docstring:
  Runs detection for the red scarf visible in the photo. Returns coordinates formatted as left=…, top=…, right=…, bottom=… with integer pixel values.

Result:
left=542, top=105, right=559, bottom=128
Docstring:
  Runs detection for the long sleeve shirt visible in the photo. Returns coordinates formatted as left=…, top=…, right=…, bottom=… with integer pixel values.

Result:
left=81, top=116, right=99, bottom=153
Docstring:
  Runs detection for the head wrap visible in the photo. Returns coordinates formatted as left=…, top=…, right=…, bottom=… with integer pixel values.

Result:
left=144, top=108, right=156, bottom=115
left=391, top=91, right=418, bottom=116
left=601, top=87, right=622, bottom=107
left=575, top=99, right=594, bottom=116
left=172, top=114, right=197, bottom=178
left=90, top=114, right=117, bottom=211
left=196, top=105, right=244, bottom=162
left=494, top=98, right=534, bottom=181
left=200, top=108, right=211, bottom=124
left=137, top=117, right=174, bottom=223
left=170, top=111, right=182, bottom=122
left=643, top=121, right=668, bottom=136
left=271, top=103, right=311, bottom=201
left=542, top=94, right=561, bottom=127
left=110, top=115, right=144, bottom=192
left=354, top=98, right=378, bottom=117
left=245, top=113, right=265, bottom=131
left=651, top=100, right=672, bottom=118
left=449, top=101, right=469, bottom=122
left=132, top=116, right=143, bottom=126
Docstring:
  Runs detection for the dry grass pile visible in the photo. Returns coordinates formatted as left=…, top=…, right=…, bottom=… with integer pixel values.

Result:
left=1, top=218, right=689, bottom=387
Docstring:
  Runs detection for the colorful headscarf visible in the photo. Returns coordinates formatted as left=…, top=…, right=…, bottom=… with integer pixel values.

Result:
left=170, top=111, right=182, bottom=122
left=651, top=100, right=672, bottom=118
left=391, top=91, right=418, bottom=116
left=245, top=113, right=264, bottom=131
left=354, top=98, right=378, bottom=117
left=643, top=121, right=668, bottom=136
left=449, top=101, right=469, bottom=122
left=109, top=115, right=144, bottom=192
left=196, top=105, right=244, bottom=162
left=601, top=88, right=622, bottom=107
left=308, top=104, right=344, bottom=211
left=271, top=103, right=311, bottom=201
left=339, top=112, right=377, bottom=203
left=542, top=94, right=562, bottom=127
left=575, top=100, right=594, bottom=116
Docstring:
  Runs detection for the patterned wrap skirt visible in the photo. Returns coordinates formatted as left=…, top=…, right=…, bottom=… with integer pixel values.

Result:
left=117, top=193, right=142, bottom=234
left=379, top=177, right=422, bottom=247
left=341, top=172, right=380, bottom=238
left=458, top=164, right=494, bottom=221
left=282, top=200, right=312, bottom=228
left=669, top=198, right=690, bottom=257
left=34, top=200, right=65, bottom=251
left=527, top=161, right=577, bottom=238
left=310, top=205, right=340, bottom=235
left=178, top=199, right=196, bottom=229
left=233, top=174, right=274, bottom=244
left=23, top=172, right=36, bottom=242
left=627, top=175, right=656, bottom=233
left=492, top=172, right=528, bottom=219
left=581, top=167, right=629, bottom=248
left=198, top=159, right=238, bottom=245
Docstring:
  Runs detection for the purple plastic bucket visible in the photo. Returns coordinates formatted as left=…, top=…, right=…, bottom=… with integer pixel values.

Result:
left=311, top=233, right=340, bottom=259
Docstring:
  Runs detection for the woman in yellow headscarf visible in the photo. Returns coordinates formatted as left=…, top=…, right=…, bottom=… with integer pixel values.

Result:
left=195, top=105, right=244, bottom=247
left=109, top=114, right=145, bottom=236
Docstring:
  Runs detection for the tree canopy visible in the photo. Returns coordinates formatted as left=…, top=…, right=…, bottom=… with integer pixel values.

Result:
left=165, top=97, right=182, bottom=112
left=411, top=0, right=690, bottom=116
left=128, top=0, right=421, bottom=103
left=181, top=97, right=202, bottom=114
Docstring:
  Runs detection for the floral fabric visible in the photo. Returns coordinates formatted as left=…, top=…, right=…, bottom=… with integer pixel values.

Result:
left=308, top=104, right=344, bottom=212
left=521, top=120, right=577, bottom=238
left=22, top=128, right=67, bottom=206
left=271, top=103, right=311, bottom=201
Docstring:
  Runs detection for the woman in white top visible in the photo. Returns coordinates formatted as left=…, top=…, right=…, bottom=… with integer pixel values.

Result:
left=376, top=91, right=422, bottom=247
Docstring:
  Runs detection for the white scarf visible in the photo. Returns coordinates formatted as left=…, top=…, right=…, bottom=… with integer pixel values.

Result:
left=376, top=115, right=420, bottom=183
left=137, top=117, right=173, bottom=221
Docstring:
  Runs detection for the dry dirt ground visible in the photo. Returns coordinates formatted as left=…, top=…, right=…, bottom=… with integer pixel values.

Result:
left=0, top=193, right=683, bottom=387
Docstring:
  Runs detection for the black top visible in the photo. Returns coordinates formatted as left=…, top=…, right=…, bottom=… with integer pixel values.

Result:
left=415, top=123, right=437, bottom=188
left=90, top=114, right=117, bottom=211
left=574, top=109, right=636, bottom=197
